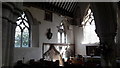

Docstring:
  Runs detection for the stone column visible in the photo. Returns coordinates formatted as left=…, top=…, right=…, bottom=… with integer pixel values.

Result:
left=0, top=1, right=2, bottom=68
left=115, top=3, right=120, bottom=67
left=91, top=2, right=117, bottom=68
left=2, top=2, right=22, bottom=67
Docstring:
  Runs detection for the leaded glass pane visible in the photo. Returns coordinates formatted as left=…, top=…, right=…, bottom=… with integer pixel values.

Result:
left=22, top=28, right=29, bottom=47
left=16, top=19, right=22, bottom=25
left=22, top=12, right=25, bottom=18
left=23, top=20, right=29, bottom=27
left=24, top=16, right=27, bottom=21
left=15, top=26, right=21, bottom=47
left=20, top=23, right=25, bottom=29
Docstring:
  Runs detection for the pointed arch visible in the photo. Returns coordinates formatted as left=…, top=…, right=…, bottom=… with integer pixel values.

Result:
left=82, top=8, right=99, bottom=44
left=15, top=9, right=34, bottom=47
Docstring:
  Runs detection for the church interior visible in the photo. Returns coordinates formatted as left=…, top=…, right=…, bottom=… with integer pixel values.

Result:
left=1, top=2, right=120, bottom=68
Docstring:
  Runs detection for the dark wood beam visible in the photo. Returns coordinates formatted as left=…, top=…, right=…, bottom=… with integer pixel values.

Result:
left=23, top=2, right=75, bottom=18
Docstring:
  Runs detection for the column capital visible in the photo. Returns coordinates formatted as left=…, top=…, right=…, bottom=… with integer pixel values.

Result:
left=2, top=2, right=23, bottom=24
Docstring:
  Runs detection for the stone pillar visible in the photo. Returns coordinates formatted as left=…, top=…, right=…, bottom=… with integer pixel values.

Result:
left=116, top=2, right=120, bottom=56
left=2, top=2, right=22, bottom=67
left=91, top=2, right=117, bottom=68
left=0, top=2, right=2, bottom=68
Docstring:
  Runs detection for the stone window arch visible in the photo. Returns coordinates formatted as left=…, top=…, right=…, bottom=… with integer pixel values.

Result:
left=82, top=8, right=99, bottom=44
left=15, top=10, right=33, bottom=47
left=57, top=22, right=66, bottom=43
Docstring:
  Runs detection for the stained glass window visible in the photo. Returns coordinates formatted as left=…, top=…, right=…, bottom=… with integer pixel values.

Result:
left=58, top=23, right=66, bottom=43
left=15, top=12, right=30, bottom=47
left=82, top=9, right=99, bottom=44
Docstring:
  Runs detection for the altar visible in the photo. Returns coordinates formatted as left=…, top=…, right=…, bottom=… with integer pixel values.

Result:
left=42, top=43, right=75, bottom=65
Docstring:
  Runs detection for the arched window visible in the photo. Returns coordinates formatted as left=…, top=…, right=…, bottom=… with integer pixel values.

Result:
left=82, top=8, right=99, bottom=44
left=57, top=22, right=66, bottom=43
left=15, top=12, right=30, bottom=47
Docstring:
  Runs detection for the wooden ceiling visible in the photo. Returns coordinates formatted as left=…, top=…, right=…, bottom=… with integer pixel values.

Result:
left=23, top=2, right=78, bottom=18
